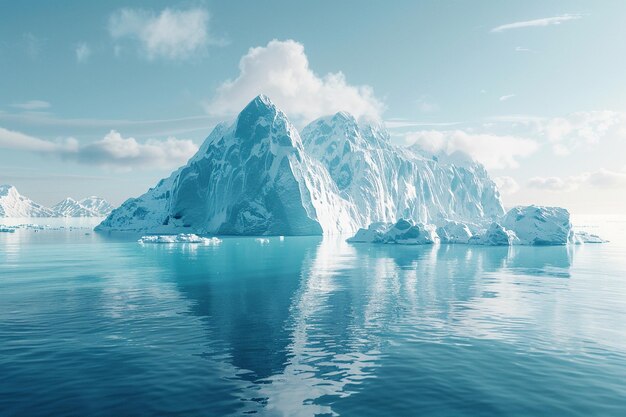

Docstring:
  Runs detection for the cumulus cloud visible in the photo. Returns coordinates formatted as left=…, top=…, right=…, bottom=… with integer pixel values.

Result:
left=493, top=176, right=520, bottom=195
left=204, top=39, right=385, bottom=125
left=75, top=42, right=91, bottom=63
left=12, top=100, right=51, bottom=110
left=528, top=169, right=626, bottom=191
left=0, top=127, right=197, bottom=170
left=491, top=14, right=581, bottom=33
left=108, top=7, right=214, bottom=60
left=538, top=111, right=624, bottom=154
left=403, top=130, right=538, bottom=170
left=68, top=130, right=197, bottom=169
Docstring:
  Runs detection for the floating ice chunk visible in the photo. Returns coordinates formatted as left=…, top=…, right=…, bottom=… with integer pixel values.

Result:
left=0, top=226, right=16, bottom=233
left=255, top=238, right=270, bottom=244
left=346, top=222, right=390, bottom=243
left=138, top=234, right=221, bottom=244
left=468, top=223, right=518, bottom=246
left=570, top=231, right=608, bottom=244
left=347, top=220, right=436, bottom=245
left=436, top=221, right=473, bottom=244
left=382, top=220, right=437, bottom=245
left=502, top=205, right=572, bottom=246
left=279, top=236, right=285, bottom=241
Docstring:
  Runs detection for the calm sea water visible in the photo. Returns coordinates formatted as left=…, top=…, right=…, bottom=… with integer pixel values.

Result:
left=1, top=216, right=625, bottom=416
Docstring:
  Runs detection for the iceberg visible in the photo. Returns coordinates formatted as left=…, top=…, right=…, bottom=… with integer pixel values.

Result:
left=0, top=184, right=113, bottom=218
left=0, top=185, right=56, bottom=217
left=347, top=219, right=436, bottom=245
left=436, top=221, right=473, bottom=244
left=347, top=205, right=606, bottom=246
left=570, top=231, right=608, bottom=244
left=138, top=234, right=221, bottom=244
left=97, top=95, right=505, bottom=236
left=502, top=205, right=572, bottom=246
left=468, top=223, right=519, bottom=246
left=301, top=112, right=505, bottom=226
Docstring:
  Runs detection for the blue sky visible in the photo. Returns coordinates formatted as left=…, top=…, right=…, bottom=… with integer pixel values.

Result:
left=1, top=0, right=626, bottom=213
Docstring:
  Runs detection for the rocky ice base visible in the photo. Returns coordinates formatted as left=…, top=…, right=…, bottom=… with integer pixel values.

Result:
left=348, top=205, right=606, bottom=246
left=138, top=234, right=222, bottom=245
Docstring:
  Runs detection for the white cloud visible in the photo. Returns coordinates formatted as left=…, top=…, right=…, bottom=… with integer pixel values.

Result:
left=75, top=42, right=91, bottom=63
left=0, top=127, right=197, bottom=170
left=403, top=130, right=538, bottom=170
left=538, top=111, right=624, bottom=155
left=69, top=130, right=197, bottom=169
left=204, top=39, right=385, bottom=125
left=528, top=176, right=579, bottom=192
left=108, top=7, right=213, bottom=60
left=493, top=176, right=520, bottom=195
left=491, top=14, right=582, bottom=33
left=528, top=169, right=626, bottom=191
left=11, top=100, right=51, bottom=110
left=514, top=46, right=534, bottom=53
left=499, top=94, right=515, bottom=102
left=0, top=126, right=65, bottom=152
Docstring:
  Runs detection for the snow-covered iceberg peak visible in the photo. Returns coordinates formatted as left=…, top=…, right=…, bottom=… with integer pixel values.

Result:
left=97, top=95, right=508, bottom=236
left=0, top=184, right=56, bottom=217
left=301, top=112, right=505, bottom=225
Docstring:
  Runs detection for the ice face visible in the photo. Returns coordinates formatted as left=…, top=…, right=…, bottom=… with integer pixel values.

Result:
left=97, top=95, right=509, bottom=236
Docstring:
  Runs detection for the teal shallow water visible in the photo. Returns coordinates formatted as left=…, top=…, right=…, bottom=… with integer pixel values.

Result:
left=1, top=216, right=625, bottom=416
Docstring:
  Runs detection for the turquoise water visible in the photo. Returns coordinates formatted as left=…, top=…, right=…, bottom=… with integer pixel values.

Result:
left=1, top=217, right=625, bottom=416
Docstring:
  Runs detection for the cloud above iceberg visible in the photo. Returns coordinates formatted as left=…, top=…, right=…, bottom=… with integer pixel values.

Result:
left=204, top=39, right=385, bottom=125
left=108, top=7, right=217, bottom=60
left=491, top=14, right=582, bottom=33
left=0, top=127, right=197, bottom=170
left=493, top=176, right=520, bottom=195
left=403, top=130, right=538, bottom=170
left=528, top=169, right=626, bottom=191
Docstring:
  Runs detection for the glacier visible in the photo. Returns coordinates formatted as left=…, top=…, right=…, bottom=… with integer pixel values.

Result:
left=97, top=95, right=505, bottom=236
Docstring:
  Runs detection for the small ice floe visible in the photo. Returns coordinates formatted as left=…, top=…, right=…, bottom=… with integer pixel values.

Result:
left=138, top=233, right=222, bottom=245
left=279, top=236, right=285, bottom=241
left=0, top=226, right=16, bottom=233
left=570, top=231, right=608, bottom=244
left=255, top=238, right=270, bottom=244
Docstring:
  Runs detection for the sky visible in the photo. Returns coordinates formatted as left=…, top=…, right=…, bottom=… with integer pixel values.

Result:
left=1, top=0, right=626, bottom=214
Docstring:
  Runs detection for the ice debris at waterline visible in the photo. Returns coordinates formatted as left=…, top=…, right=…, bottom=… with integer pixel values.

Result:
left=348, top=205, right=606, bottom=246
left=96, top=95, right=504, bottom=236
left=138, top=234, right=222, bottom=245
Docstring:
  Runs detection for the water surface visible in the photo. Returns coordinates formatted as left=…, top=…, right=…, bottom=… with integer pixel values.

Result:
left=1, top=216, right=625, bottom=416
